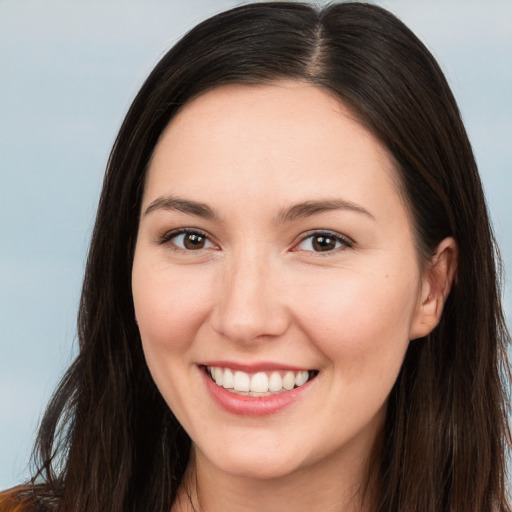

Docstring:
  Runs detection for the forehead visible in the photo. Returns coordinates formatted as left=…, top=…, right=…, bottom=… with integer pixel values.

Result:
left=143, top=81, right=406, bottom=227
left=158, top=82, right=383, bottom=161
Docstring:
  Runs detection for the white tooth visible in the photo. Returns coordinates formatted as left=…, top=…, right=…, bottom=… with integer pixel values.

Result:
left=250, top=372, right=269, bottom=393
left=222, top=368, right=234, bottom=389
left=282, top=371, right=295, bottom=390
left=295, top=370, right=309, bottom=387
left=233, top=371, right=250, bottom=392
left=209, top=366, right=215, bottom=379
left=268, top=371, right=283, bottom=392
left=214, top=367, right=223, bottom=386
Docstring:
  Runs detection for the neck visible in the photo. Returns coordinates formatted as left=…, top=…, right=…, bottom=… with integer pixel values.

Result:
left=175, top=444, right=379, bottom=512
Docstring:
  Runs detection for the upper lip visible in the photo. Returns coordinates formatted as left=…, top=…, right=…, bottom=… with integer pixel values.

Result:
left=200, top=361, right=313, bottom=372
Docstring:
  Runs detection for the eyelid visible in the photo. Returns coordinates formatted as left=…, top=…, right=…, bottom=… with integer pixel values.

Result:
left=291, top=230, right=354, bottom=253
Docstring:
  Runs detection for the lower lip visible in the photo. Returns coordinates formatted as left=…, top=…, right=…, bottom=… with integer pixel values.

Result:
left=201, top=368, right=314, bottom=417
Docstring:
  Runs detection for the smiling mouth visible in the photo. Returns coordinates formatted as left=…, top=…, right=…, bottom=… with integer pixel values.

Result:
left=203, top=365, right=319, bottom=396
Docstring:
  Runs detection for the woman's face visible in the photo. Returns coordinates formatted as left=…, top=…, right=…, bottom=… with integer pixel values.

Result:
left=132, top=82, right=433, bottom=480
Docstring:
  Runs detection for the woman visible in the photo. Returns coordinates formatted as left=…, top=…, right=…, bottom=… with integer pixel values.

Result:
left=1, top=2, right=510, bottom=511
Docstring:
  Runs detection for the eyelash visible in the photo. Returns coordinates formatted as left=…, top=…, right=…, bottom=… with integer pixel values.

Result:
left=292, top=230, right=353, bottom=254
left=156, top=228, right=216, bottom=251
left=157, top=228, right=353, bottom=254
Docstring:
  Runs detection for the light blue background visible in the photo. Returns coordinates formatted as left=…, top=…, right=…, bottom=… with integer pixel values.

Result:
left=1, top=0, right=511, bottom=489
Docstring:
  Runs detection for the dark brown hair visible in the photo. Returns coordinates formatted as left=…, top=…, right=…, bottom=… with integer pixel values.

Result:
left=5, top=2, right=510, bottom=511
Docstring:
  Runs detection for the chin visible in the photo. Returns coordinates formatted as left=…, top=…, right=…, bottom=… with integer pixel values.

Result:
left=218, top=457, right=304, bottom=481
left=195, top=438, right=312, bottom=481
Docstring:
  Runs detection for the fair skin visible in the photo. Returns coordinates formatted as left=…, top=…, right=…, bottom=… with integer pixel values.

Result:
left=132, top=82, right=456, bottom=512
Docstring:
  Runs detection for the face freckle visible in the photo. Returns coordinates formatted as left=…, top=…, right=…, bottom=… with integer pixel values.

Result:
left=131, top=81, right=429, bottom=483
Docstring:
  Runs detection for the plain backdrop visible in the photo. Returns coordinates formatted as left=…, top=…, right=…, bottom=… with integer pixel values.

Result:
left=1, top=0, right=511, bottom=489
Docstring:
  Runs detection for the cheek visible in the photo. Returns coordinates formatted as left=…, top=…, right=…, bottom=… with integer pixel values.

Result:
left=132, top=264, right=214, bottom=354
left=293, top=264, right=419, bottom=377
left=132, top=264, right=216, bottom=418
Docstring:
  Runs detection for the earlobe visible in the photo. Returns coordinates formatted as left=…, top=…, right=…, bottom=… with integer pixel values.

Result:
left=409, top=237, right=458, bottom=340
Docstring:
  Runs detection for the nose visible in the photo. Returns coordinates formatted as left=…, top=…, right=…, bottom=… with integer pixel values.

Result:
left=210, top=250, right=290, bottom=343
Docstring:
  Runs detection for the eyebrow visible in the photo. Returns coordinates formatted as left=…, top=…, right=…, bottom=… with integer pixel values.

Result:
left=144, top=196, right=217, bottom=218
left=275, top=199, right=375, bottom=223
left=144, top=195, right=374, bottom=222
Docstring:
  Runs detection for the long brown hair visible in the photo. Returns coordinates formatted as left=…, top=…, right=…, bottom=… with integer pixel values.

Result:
left=5, top=2, right=510, bottom=511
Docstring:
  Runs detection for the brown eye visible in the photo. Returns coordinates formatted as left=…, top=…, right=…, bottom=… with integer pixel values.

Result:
left=183, top=233, right=206, bottom=250
left=312, top=235, right=337, bottom=252
left=167, top=231, right=214, bottom=251
left=295, top=231, right=351, bottom=253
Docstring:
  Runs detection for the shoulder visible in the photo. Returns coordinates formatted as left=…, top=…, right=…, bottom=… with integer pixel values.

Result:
left=0, top=485, right=47, bottom=512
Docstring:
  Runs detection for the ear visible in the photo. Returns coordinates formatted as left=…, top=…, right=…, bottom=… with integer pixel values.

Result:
left=409, top=237, right=458, bottom=340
